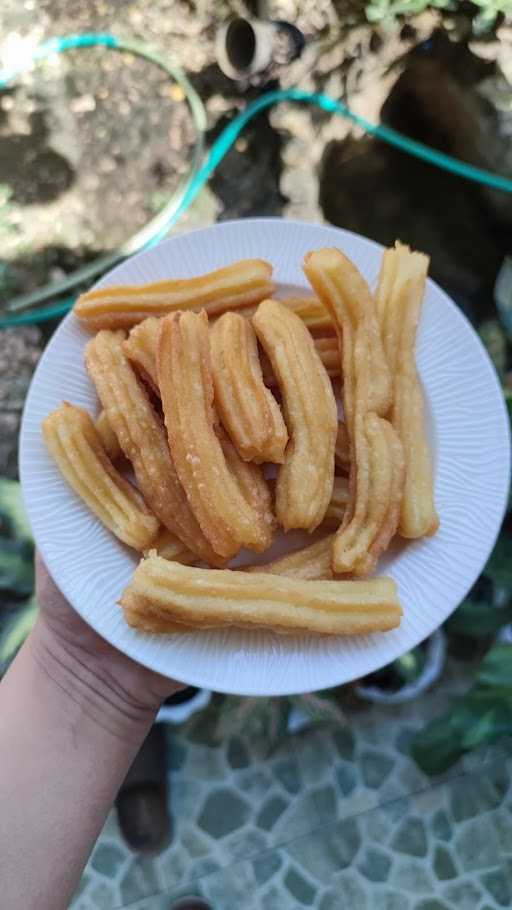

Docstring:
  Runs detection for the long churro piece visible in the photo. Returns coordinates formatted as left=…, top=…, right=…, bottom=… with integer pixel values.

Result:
left=376, top=242, right=438, bottom=538
left=245, top=534, right=335, bottom=580
left=157, top=311, right=274, bottom=557
left=304, top=247, right=391, bottom=418
left=43, top=403, right=159, bottom=550
left=95, top=408, right=122, bottom=461
left=121, top=555, right=402, bottom=635
left=85, top=330, right=221, bottom=565
left=304, top=251, right=402, bottom=574
left=210, top=312, right=288, bottom=463
left=354, top=419, right=405, bottom=576
left=75, top=259, right=274, bottom=331
left=253, top=300, right=337, bottom=532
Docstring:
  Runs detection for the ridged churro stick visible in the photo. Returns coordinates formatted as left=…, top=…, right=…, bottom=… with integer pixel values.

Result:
left=121, top=555, right=402, bottom=635
left=376, top=242, right=438, bottom=538
left=43, top=403, right=159, bottom=550
left=210, top=312, right=288, bottom=463
left=95, top=408, right=122, bottom=461
left=157, top=311, right=275, bottom=558
left=75, top=259, right=274, bottom=331
left=123, top=317, right=160, bottom=393
left=85, top=330, right=222, bottom=565
left=304, top=247, right=391, bottom=418
left=304, top=250, right=403, bottom=574
left=253, top=300, right=337, bottom=532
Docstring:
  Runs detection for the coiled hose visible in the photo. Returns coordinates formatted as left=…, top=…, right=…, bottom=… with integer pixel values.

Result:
left=1, top=32, right=512, bottom=327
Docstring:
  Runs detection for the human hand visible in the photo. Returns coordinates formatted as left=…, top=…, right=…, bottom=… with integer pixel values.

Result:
left=31, top=553, right=183, bottom=739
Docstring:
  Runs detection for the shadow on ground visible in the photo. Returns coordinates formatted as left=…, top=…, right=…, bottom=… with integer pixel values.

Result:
left=0, top=97, right=75, bottom=205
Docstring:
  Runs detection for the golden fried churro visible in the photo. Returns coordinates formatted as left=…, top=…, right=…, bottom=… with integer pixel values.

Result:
left=335, top=422, right=350, bottom=469
left=148, top=529, right=197, bottom=566
left=85, top=330, right=221, bottom=565
left=43, top=403, right=158, bottom=550
left=95, top=409, right=122, bottom=461
left=304, top=248, right=391, bottom=418
left=245, top=534, right=335, bottom=580
left=376, top=242, right=438, bottom=538
left=353, top=419, right=404, bottom=576
left=210, top=312, right=288, bottom=463
left=123, top=317, right=160, bottom=392
left=219, top=429, right=276, bottom=540
left=253, top=300, right=337, bottom=531
left=121, top=555, right=402, bottom=635
left=157, top=311, right=274, bottom=557
left=239, top=296, right=334, bottom=335
left=75, top=259, right=274, bottom=331
left=303, top=254, right=402, bottom=575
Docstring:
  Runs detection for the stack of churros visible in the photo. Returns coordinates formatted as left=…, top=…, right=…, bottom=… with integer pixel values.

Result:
left=43, top=246, right=438, bottom=638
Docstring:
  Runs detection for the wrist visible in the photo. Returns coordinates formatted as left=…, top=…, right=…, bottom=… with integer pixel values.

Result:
left=28, top=619, right=159, bottom=743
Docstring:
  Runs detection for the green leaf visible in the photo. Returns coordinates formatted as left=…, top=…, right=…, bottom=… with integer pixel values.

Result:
left=0, top=539, right=34, bottom=597
left=476, top=643, right=512, bottom=695
left=0, top=479, right=32, bottom=542
left=411, top=643, right=512, bottom=775
left=483, top=534, right=512, bottom=599
left=0, top=595, right=37, bottom=672
left=446, top=599, right=512, bottom=637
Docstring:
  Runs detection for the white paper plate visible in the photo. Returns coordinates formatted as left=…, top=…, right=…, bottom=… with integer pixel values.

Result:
left=20, top=219, right=511, bottom=696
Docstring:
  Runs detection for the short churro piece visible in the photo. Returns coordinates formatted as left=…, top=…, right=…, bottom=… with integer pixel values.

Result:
left=304, top=247, right=391, bottom=419
left=253, top=300, right=337, bottom=532
left=85, top=330, right=221, bottom=565
left=245, top=534, right=335, bottom=580
left=95, top=408, right=122, bottom=461
left=210, top=312, right=288, bottom=463
left=376, top=241, right=438, bottom=538
left=75, top=259, right=274, bottom=331
left=219, top=429, right=276, bottom=539
left=157, top=311, right=274, bottom=558
left=353, top=419, right=405, bottom=576
left=121, top=555, right=402, bottom=635
left=123, top=317, right=160, bottom=392
left=43, top=403, right=158, bottom=550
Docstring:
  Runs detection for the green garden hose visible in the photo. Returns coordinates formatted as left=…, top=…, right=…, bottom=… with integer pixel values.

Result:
left=1, top=32, right=512, bottom=328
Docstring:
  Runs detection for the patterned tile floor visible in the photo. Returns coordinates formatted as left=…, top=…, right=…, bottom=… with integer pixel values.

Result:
left=71, top=657, right=512, bottom=910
